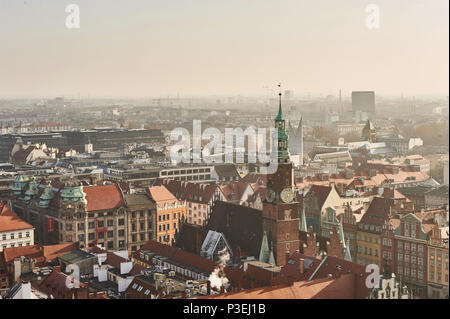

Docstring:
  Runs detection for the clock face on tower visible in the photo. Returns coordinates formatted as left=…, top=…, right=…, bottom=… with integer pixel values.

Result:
left=280, top=188, right=294, bottom=203
left=265, top=188, right=276, bottom=203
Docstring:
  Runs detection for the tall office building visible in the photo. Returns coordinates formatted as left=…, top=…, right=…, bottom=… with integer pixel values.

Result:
left=288, top=117, right=303, bottom=167
left=352, top=91, right=375, bottom=114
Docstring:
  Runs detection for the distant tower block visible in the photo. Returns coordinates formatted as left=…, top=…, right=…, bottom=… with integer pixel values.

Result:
left=288, top=117, right=303, bottom=166
left=85, top=140, right=93, bottom=154
left=352, top=91, right=375, bottom=114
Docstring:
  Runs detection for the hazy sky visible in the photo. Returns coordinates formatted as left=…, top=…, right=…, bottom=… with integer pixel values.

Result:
left=0, top=0, right=448, bottom=98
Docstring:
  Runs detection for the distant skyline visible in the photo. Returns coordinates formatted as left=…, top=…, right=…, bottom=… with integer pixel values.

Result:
left=0, top=0, right=448, bottom=98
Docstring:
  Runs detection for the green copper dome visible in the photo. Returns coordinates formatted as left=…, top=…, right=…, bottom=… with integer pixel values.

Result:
left=38, top=181, right=55, bottom=208
left=61, top=181, right=87, bottom=204
left=24, top=177, right=40, bottom=201
left=12, top=175, right=32, bottom=197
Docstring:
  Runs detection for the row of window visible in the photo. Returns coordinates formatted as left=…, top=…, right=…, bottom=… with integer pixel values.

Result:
left=429, top=271, right=449, bottom=283
left=1, top=231, right=30, bottom=241
left=158, top=223, right=177, bottom=232
left=76, top=218, right=125, bottom=231
left=161, top=168, right=210, bottom=175
left=131, top=221, right=152, bottom=232
left=358, top=234, right=379, bottom=244
left=131, top=233, right=150, bottom=242
left=1, top=241, right=31, bottom=250
left=429, top=259, right=449, bottom=270
left=158, top=212, right=179, bottom=222
left=398, top=253, right=424, bottom=265
left=358, top=246, right=379, bottom=257
left=398, top=241, right=424, bottom=253
left=77, top=229, right=126, bottom=242
left=430, top=249, right=449, bottom=259
left=397, top=267, right=424, bottom=281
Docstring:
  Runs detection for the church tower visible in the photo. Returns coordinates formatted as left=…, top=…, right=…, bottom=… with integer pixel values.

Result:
left=262, top=85, right=300, bottom=266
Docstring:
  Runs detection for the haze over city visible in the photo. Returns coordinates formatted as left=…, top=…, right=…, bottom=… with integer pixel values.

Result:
left=0, top=0, right=449, bottom=98
left=0, top=0, right=449, bottom=306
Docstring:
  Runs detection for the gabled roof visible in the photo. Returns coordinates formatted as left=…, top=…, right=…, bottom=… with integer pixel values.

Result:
left=153, top=178, right=216, bottom=204
left=241, top=172, right=268, bottom=185
left=147, top=185, right=179, bottom=207
left=42, top=243, right=79, bottom=262
left=0, top=204, right=34, bottom=232
left=83, top=184, right=124, bottom=212
left=11, top=146, right=37, bottom=164
left=2, top=243, right=78, bottom=265
left=3, top=245, right=43, bottom=264
left=201, top=230, right=232, bottom=260
left=38, top=269, right=83, bottom=299
left=380, top=188, right=407, bottom=200
left=219, top=181, right=250, bottom=202
left=359, top=197, right=392, bottom=228
left=175, top=223, right=207, bottom=255
left=206, top=201, right=263, bottom=258
left=307, top=185, right=333, bottom=208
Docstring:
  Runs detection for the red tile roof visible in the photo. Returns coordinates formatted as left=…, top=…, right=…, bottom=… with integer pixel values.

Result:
left=153, top=178, right=217, bottom=204
left=2, top=243, right=78, bottom=265
left=277, top=251, right=370, bottom=299
left=136, top=240, right=216, bottom=273
left=43, top=243, right=79, bottom=261
left=38, top=269, right=83, bottom=299
left=199, top=273, right=358, bottom=299
left=308, top=185, right=332, bottom=208
left=360, top=197, right=392, bottom=227
left=11, top=146, right=37, bottom=164
left=219, top=181, right=249, bottom=202
left=83, top=184, right=124, bottom=212
left=3, top=245, right=43, bottom=264
left=0, top=204, right=34, bottom=233
left=147, top=185, right=179, bottom=207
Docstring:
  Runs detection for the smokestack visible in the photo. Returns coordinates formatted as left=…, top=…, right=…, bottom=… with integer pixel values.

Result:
left=207, top=280, right=211, bottom=295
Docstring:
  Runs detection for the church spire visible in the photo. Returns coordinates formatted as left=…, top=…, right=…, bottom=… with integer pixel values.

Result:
left=275, top=83, right=284, bottom=121
left=259, top=231, right=271, bottom=263
left=273, top=83, right=290, bottom=162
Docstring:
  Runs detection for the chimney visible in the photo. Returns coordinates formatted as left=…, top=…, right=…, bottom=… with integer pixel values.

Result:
left=13, top=258, right=22, bottom=282
left=299, top=258, right=305, bottom=274
left=206, top=280, right=211, bottom=295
